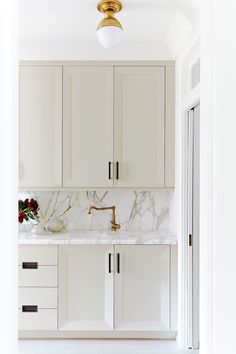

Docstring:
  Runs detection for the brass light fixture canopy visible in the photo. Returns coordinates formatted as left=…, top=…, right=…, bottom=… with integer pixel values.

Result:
left=97, top=0, right=122, bottom=14
left=96, top=0, right=123, bottom=48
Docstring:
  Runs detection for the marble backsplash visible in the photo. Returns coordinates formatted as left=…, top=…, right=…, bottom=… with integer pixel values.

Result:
left=19, top=191, right=169, bottom=232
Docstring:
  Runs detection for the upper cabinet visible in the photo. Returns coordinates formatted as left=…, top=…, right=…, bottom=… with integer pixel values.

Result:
left=114, top=67, right=165, bottom=187
left=19, top=66, right=62, bottom=187
left=19, top=63, right=175, bottom=189
left=63, top=67, right=113, bottom=187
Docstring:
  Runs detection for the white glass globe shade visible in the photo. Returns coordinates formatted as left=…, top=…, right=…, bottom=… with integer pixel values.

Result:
left=96, top=26, right=123, bottom=48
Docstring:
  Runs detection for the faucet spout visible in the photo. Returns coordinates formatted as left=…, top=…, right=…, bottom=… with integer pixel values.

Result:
left=87, top=205, right=121, bottom=231
left=88, top=206, right=97, bottom=215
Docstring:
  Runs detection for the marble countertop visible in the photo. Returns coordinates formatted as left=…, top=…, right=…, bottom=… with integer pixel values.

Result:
left=18, top=229, right=178, bottom=245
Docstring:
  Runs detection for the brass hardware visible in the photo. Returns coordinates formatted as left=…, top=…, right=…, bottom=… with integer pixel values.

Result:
left=88, top=205, right=121, bottom=231
left=97, top=0, right=123, bottom=30
left=97, top=0, right=122, bottom=14
left=189, top=234, right=192, bottom=247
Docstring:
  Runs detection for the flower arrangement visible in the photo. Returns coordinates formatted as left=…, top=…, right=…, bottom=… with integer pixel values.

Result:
left=18, top=198, right=40, bottom=223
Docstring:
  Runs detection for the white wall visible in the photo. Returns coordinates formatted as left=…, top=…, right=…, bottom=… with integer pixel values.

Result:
left=0, top=1, right=18, bottom=353
left=201, top=1, right=236, bottom=354
left=199, top=1, right=214, bottom=353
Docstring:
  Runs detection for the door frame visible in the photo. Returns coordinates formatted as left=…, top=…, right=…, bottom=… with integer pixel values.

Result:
left=182, top=99, right=200, bottom=349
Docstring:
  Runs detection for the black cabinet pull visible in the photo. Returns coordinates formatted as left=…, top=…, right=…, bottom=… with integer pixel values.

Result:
left=116, top=162, right=119, bottom=180
left=108, top=162, right=112, bottom=180
left=22, top=262, right=38, bottom=269
left=22, top=305, right=38, bottom=313
left=109, top=253, right=112, bottom=273
left=117, top=253, right=120, bottom=273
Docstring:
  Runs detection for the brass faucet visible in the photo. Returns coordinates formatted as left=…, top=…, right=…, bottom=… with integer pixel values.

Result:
left=88, top=206, right=121, bottom=231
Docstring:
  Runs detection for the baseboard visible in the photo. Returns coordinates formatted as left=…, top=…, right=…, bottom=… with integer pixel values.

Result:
left=19, top=330, right=177, bottom=339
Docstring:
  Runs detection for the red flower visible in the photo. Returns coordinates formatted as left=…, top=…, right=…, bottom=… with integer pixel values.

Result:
left=18, top=198, right=40, bottom=223
left=29, top=199, right=39, bottom=212
left=23, top=198, right=29, bottom=208
left=18, top=211, right=25, bottom=223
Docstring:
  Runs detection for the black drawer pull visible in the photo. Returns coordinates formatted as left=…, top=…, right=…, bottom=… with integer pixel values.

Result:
left=108, top=161, right=112, bottom=180
left=109, top=253, right=112, bottom=273
left=22, top=262, right=38, bottom=269
left=116, top=162, right=119, bottom=180
left=22, top=305, right=38, bottom=313
left=117, top=253, right=120, bottom=273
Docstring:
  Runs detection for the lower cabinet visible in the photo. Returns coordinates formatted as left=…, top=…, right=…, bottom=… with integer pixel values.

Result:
left=58, top=245, right=113, bottom=331
left=114, top=245, right=170, bottom=331
left=18, top=244, right=177, bottom=337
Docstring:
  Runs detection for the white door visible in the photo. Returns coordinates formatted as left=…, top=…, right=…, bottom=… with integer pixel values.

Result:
left=63, top=66, right=113, bottom=187
left=19, top=66, right=62, bottom=187
left=58, top=245, right=113, bottom=331
left=187, top=104, right=200, bottom=349
left=114, top=67, right=165, bottom=187
left=114, top=245, right=170, bottom=331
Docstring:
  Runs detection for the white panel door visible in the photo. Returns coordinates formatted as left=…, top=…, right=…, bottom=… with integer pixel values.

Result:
left=114, top=67, right=165, bottom=187
left=187, top=105, right=200, bottom=349
left=114, top=245, right=170, bottom=331
left=19, top=66, right=62, bottom=187
left=63, top=67, right=113, bottom=187
left=58, top=245, right=113, bottom=331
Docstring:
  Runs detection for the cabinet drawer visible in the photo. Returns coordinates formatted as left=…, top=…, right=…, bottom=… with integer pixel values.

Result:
left=19, top=245, right=58, bottom=266
left=19, top=288, right=57, bottom=309
left=18, top=309, right=57, bottom=330
left=19, top=266, right=57, bottom=287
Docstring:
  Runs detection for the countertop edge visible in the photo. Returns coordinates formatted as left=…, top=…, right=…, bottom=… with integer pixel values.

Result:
left=18, top=229, right=178, bottom=246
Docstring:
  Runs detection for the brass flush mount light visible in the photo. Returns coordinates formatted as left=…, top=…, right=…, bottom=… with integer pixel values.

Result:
left=96, top=0, right=123, bottom=48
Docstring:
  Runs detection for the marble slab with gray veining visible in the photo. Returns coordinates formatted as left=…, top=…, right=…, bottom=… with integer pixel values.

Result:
left=18, top=190, right=170, bottom=232
left=18, top=229, right=178, bottom=245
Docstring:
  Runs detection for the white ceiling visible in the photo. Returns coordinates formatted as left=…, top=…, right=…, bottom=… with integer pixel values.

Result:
left=19, top=0, right=199, bottom=60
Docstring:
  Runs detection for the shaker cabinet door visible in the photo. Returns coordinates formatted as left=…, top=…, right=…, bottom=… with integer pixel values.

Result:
left=114, top=67, right=165, bottom=187
left=114, top=245, right=170, bottom=331
left=58, top=245, right=114, bottom=331
left=63, top=66, right=113, bottom=187
left=19, top=66, right=62, bottom=187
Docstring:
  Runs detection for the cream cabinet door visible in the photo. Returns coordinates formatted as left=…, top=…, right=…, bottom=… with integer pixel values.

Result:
left=19, top=66, right=62, bottom=187
left=63, top=67, right=113, bottom=187
left=58, top=245, right=113, bottom=331
left=114, top=245, right=170, bottom=331
left=114, top=67, right=165, bottom=187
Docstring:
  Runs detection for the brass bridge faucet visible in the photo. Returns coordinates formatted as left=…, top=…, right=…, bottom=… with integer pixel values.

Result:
left=88, top=206, right=121, bottom=231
